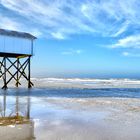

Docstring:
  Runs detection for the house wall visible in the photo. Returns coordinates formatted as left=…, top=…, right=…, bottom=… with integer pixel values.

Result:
left=0, top=35, right=33, bottom=55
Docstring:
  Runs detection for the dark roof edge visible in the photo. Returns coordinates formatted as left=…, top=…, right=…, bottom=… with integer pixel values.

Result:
left=0, top=29, right=37, bottom=40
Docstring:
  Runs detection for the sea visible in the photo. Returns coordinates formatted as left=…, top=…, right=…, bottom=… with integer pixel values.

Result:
left=1, top=87, right=140, bottom=98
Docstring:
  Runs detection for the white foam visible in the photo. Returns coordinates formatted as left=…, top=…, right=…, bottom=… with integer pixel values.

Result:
left=30, top=78, right=140, bottom=88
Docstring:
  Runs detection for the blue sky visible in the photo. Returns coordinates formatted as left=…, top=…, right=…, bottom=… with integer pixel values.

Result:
left=0, top=0, right=140, bottom=78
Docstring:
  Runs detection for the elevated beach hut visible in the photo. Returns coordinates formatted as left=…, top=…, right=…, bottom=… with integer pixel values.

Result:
left=0, top=29, right=37, bottom=89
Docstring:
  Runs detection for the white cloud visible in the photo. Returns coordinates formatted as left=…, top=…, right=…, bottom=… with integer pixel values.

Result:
left=122, top=52, right=130, bottom=56
left=112, top=21, right=130, bottom=37
left=0, top=13, right=42, bottom=37
left=51, top=32, right=65, bottom=40
left=122, top=51, right=140, bottom=57
left=0, top=0, right=140, bottom=39
left=76, top=50, right=83, bottom=54
left=0, top=15, right=21, bottom=31
left=111, top=35, right=140, bottom=48
left=62, top=49, right=83, bottom=55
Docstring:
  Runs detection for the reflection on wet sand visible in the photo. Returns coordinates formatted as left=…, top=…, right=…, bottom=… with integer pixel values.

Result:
left=0, top=88, right=140, bottom=140
left=0, top=90, right=34, bottom=140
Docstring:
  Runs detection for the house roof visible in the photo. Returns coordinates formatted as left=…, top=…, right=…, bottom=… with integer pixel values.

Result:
left=0, top=29, right=37, bottom=40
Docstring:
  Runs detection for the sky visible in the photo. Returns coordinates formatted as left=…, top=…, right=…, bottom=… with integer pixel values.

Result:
left=0, top=0, right=140, bottom=78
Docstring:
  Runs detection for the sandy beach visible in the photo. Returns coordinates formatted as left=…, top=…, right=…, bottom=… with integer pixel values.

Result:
left=33, top=97, right=140, bottom=140
left=0, top=87, right=140, bottom=140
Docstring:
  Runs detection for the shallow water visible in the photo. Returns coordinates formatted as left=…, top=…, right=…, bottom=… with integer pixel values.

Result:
left=0, top=88, right=140, bottom=140
left=2, top=88, right=140, bottom=98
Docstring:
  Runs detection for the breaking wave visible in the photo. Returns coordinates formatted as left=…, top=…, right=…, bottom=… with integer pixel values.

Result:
left=31, top=78, right=140, bottom=88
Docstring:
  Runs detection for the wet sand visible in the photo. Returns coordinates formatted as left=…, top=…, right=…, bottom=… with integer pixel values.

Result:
left=32, top=97, right=140, bottom=140
left=0, top=88, right=140, bottom=140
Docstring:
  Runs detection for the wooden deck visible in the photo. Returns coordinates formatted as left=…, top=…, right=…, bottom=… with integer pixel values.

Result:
left=0, top=52, right=32, bottom=58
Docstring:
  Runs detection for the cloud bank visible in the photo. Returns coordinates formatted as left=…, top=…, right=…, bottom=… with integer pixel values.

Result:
left=0, top=0, right=140, bottom=40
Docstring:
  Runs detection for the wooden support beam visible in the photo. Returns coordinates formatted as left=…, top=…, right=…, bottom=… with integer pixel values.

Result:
left=16, top=58, right=19, bottom=87
left=2, top=58, right=28, bottom=89
left=0, top=58, right=5, bottom=82
left=7, top=57, right=30, bottom=83
left=2, top=57, right=7, bottom=89
left=0, top=59, right=21, bottom=85
left=0, top=56, right=33, bottom=89
left=18, top=60, right=34, bottom=86
left=28, top=56, right=31, bottom=88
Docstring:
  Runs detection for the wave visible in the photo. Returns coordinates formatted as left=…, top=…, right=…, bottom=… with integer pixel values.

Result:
left=31, top=78, right=140, bottom=88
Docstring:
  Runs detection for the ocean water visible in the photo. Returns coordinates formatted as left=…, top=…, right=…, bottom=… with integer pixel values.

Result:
left=1, top=88, right=140, bottom=98
left=32, top=78, right=140, bottom=88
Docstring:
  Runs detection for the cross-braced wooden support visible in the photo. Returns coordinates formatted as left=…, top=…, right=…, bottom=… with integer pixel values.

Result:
left=0, top=56, right=33, bottom=89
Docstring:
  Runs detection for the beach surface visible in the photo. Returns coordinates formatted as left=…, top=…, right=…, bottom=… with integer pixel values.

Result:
left=33, top=97, right=140, bottom=140
left=0, top=87, right=140, bottom=140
